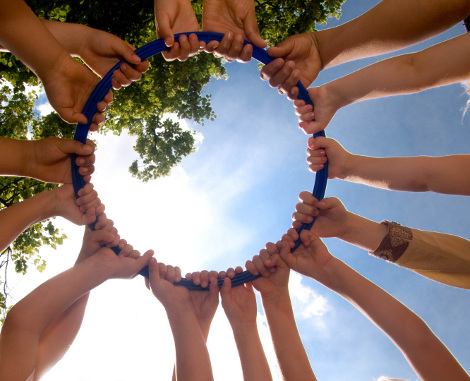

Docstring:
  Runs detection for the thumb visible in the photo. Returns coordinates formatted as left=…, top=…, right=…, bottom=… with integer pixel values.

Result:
left=266, top=38, right=293, bottom=58
left=244, top=19, right=267, bottom=49
left=156, top=11, right=175, bottom=47
left=279, top=239, right=295, bottom=269
left=59, top=138, right=94, bottom=156
left=112, top=40, right=142, bottom=65
left=147, top=256, right=160, bottom=289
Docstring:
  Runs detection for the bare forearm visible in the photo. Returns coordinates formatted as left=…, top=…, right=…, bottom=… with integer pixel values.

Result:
left=35, top=293, right=90, bottom=379
left=0, top=190, right=59, bottom=253
left=261, top=291, right=316, bottom=381
left=0, top=138, right=30, bottom=177
left=315, top=258, right=470, bottom=381
left=316, top=0, right=470, bottom=69
left=326, top=32, right=470, bottom=108
left=167, top=310, right=213, bottom=381
left=0, top=0, right=69, bottom=79
left=342, top=154, right=470, bottom=195
left=230, top=323, right=272, bottom=381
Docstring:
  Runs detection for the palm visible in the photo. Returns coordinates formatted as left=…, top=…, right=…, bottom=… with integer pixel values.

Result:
left=302, top=86, right=338, bottom=133
left=43, top=58, right=98, bottom=125
left=202, top=0, right=259, bottom=42
left=252, top=262, right=289, bottom=298
left=32, top=139, right=71, bottom=183
left=189, top=291, right=218, bottom=323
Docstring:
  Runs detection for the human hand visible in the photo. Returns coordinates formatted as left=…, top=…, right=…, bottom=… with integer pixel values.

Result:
left=188, top=277, right=219, bottom=338
left=77, top=217, right=125, bottom=262
left=202, top=0, right=266, bottom=62
left=93, top=245, right=154, bottom=280
left=214, top=265, right=244, bottom=281
left=305, top=136, right=351, bottom=179
left=294, top=86, right=340, bottom=134
left=147, top=258, right=191, bottom=311
left=50, top=183, right=102, bottom=226
left=280, top=230, right=333, bottom=280
left=220, top=277, right=257, bottom=327
left=292, top=192, right=349, bottom=239
left=245, top=241, right=290, bottom=300
left=75, top=25, right=150, bottom=90
left=41, top=52, right=113, bottom=131
left=27, top=137, right=95, bottom=184
left=260, top=32, right=322, bottom=98
left=154, top=0, right=201, bottom=61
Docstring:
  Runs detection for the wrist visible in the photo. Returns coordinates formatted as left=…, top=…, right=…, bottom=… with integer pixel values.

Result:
left=339, top=153, right=358, bottom=180
left=341, top=212, right=388, bottom=251
left=260, top=287, right=291, bottom=309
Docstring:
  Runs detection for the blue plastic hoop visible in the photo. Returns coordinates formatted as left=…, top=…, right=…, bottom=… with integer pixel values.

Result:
left=72, top=31, right=328, bottom=290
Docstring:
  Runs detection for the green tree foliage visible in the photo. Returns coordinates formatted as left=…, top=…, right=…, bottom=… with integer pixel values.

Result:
left=0, top=0, right=344, bottom=319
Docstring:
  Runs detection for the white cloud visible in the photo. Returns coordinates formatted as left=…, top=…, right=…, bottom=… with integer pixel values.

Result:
left=289, top=272, right=330, bottom=321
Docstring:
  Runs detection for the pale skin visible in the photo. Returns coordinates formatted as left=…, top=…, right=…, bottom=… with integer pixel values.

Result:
left=279, top=230, right=470, bottom=381
left=295, top=31, right=470, bottom=133
left=245, top=243, right=317, bottom=381
left=170, top=270, right=219, bottom=381
left=220, top=277, right=273, bottom=381
left=259, top=0, right=470, bottom=99
left=0, top=220, right=154, bottom=381
left=305, top=136, right=470, bottom=196
left=147, top=259, right=214, bottom=381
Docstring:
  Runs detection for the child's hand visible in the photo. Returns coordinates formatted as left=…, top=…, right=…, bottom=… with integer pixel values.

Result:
left=260, top=33, right=322, bottom=98
left=28, top=137, right=95, bottom=184
left=246, top=241, right=290, bottom=300
left=202, top=0, right=266, bottom=62
left=220, top=277, right=257, bottom=326
left=41, top=52, right=112, bottom=131
left=280, top=230, right=333, bottom=280
left=154, top=0, right=201, bottom=62
left=306, top=136, right=351, bottom=179
left=292, top=193, right=349, bottom=240
left=294, top=86, right=340, bottom=134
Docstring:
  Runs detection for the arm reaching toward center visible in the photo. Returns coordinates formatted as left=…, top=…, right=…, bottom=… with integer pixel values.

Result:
left=305, top=136, right=470, bottom=196
left=281, top=230, right=470, bottom=381
left=260, top=0, right=470, bottom=98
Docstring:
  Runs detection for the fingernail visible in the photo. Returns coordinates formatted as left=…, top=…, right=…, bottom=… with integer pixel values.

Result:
left=83, top=145, right=93, bottom=153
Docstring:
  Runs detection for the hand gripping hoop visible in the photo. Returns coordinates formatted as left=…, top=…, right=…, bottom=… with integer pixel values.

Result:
left=71, top=31, right=328, bottom=290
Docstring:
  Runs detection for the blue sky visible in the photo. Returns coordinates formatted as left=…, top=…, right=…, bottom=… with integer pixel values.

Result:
left=8, top=0, right=470, bottom=380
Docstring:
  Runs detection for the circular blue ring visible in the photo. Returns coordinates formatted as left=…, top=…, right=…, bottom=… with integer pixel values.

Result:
left=72, top=31, right=327, bottom=290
